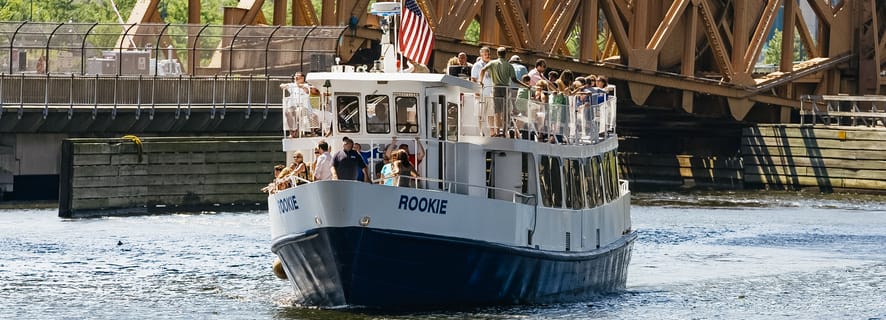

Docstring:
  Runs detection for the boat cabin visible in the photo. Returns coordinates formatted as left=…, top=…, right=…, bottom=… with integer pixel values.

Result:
left=279, top=71, right=623, bottom=213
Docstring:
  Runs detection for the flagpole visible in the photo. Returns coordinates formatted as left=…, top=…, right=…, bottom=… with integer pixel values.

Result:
left=397, top=0, right=404, bottom=72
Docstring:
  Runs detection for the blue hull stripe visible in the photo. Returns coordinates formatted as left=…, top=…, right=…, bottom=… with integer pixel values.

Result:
left=272, top=227, right=636, bottom=308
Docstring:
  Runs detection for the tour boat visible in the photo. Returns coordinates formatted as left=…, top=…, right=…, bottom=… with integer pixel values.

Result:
left=267, top=66, right=635, bottom=308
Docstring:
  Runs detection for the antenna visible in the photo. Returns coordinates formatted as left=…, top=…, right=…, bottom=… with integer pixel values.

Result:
left=370, top=2, right=401, bottom=73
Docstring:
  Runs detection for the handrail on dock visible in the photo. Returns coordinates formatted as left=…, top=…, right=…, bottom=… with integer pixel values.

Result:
left=800, top=94, right=886, bottom=127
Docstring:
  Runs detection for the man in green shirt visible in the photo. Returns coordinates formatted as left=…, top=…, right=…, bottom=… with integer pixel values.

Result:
left=479, top=47, right=529, bottom=137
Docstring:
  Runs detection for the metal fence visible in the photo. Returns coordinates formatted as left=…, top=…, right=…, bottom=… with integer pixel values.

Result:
left=0, top=22, right=345, bottom=76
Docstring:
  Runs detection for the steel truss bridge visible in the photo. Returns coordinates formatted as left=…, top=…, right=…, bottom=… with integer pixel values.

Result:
left=122, top=0, right=886, bottom=123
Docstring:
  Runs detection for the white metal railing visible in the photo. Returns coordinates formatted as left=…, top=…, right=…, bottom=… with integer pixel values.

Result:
left=800, top=95, right=886, bottom=127
left=458, top=85, right=617, bottom=144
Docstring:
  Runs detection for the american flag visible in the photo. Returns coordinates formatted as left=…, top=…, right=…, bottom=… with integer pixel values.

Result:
left=398, top=0, right=434, bottom=66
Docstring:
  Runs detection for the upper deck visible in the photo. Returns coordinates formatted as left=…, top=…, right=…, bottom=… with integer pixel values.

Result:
left=282, top=70, right=618, bottom=155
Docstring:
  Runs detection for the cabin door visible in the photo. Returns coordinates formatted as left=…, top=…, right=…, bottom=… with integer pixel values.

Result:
left=424, top=88, right=452, bottom=187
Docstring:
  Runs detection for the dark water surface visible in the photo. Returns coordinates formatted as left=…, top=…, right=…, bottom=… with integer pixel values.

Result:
left=1, top=191, right=884, bottom=319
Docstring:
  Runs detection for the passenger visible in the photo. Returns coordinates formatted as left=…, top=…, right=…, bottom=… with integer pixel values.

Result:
left=260, top=164, right=286, bottom=193
left=366, top=101, right=389, bottom=133
left=593, top=75, right=611, bottom=104
left=447, top=52, right=472, bottom=77
left=515, top=74, right=532, bottom=115
left=379, top=153, right=395, bottom=186
left=331, top=137, right=369, bottom=182
left=312, top=140, right=333, bottom=181
left=279, top=152, right=309, bottom=186
left=280, top=72, right=318, bottom=138
left=392, top=149, right=420, bottom=188
left=353, top=142, right=371, bottom=182
left=509, top=55, right=528, bottom=81
left=479, top=47, right=529, bottom=137
left=384, top=136, right=425, bottom=169
left=402, top=58, right=430, bottom=73
left=376, top=153, right=392, bottom=184
left=471, top=46, right=493, bottom=97
left=36, top=56, right=46, bottom=74
left=527, top=59, right=547, bottom=86
left=530, top=80, right=550, bottom=137
left=457, top=52, right=472, bottom=67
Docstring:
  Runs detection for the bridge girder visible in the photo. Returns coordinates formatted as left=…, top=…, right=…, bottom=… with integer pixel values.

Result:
left=124, top=0, right=886, bottom=122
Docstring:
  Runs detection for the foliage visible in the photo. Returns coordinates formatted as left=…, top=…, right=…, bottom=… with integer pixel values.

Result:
left=763, top=28, right=807, bottom=65
left=464, top=19, right=479, bottom=45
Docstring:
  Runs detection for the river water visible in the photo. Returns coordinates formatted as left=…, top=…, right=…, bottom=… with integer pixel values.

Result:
left=1, top=191, right=884, bottom=319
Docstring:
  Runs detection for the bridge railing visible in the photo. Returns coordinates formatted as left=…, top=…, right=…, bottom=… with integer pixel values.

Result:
left=800, top=95, right=886, bottom=127
left=0, top=73, right=294, bottom=119
left=0, top=22, right=344, bottom=76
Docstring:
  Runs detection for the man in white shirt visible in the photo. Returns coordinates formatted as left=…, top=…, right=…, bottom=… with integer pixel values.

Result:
left=312, top=140, right=333, bottom=180
left=471, top=46, right=493, bottom=96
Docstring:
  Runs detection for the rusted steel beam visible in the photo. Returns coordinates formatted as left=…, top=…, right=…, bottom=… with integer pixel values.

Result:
left=234, top=0, right=267, bottom=25
left=189, top=0, right=200, bottom=24
left=293, top=0, right=319, bottom=26
left=612, top=0, right=634, bottom=22
left=697, top=0, right=734, bottom=81
left=496, top=0, right=531, bottom=48
left=779, top=0, right=794, bottom=73
left=647, top=0, right=690, bottom=53
left=321, top=0, right=335, bottom=25
left=630, top=0, right=648, bottom=49
left=126, top=0, right=160, bottom=24
left=273, top=0, right=287, bottom=26
left=540, top=0, right=580, bottom=53
left=807, top=0, right=834, bottom=25
left=599, top=0, right=630, bottom=58
left=580, top=0, right=599, bottom=61
left=744, top=0, right=781, bottom=73
left=795, top=7, right=818, bottom=58
left=731, top=0, right=749, bottom=71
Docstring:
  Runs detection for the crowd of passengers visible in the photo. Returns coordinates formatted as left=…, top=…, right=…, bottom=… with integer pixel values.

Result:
left=261, top=136, right=425, bottom=193
left=451, top=46, right=615, bottom=141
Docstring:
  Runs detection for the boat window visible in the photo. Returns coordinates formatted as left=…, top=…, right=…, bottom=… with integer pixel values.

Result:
left=539, top=155, right=563, bottom=208
left=564, top=159, right=585, bottom=209
left=601, top=152, right=612, bottom=202
left=395, top=96, right=419, bottom=133
left=365, top=95, right=390, bottom=133
left=446, top=101, right=459, bottom=141
left=609, top=151, right=620, bottom=199
left=590, top=156, right=604, bottom=206
left=336, top=95, right=360, bottom=133
left=584, top=158, right=597, bottom=208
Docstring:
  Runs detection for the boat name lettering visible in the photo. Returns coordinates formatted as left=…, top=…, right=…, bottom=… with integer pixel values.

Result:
left=398, top=195, right=447, bottom=214
left=277, top=195, right=299, bottom=214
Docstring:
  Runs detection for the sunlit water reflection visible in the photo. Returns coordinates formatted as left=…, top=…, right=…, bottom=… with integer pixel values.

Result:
left=1, top=190, right=884, bottom=319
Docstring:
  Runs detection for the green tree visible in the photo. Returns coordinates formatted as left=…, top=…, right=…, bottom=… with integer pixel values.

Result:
left=763, top=28, right=807, bottom=65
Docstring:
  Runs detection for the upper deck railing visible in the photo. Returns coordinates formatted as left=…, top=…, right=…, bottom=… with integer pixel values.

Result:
left=800, top=95, right=886, bottom=127
left=461, top=86, right=618, bottom=145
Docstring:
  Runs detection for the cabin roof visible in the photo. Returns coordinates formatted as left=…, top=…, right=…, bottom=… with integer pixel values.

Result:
left=307, top=72, right=477, bottom=90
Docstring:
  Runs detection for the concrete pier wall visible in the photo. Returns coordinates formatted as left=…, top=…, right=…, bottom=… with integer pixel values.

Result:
left=59, top=136, right=282, bottom=218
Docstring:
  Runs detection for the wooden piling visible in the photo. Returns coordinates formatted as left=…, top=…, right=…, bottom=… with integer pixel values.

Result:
left=741, top=124, right=886, bottom=192
left=59, top=136, right=282, bottom=218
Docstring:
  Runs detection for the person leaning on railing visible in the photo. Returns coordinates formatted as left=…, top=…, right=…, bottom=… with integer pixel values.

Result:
left=261, top=164, right=286, bottom=193
left=479, top=47, right=529, bottom=137
left=391, top=149, right=419, bottom=188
